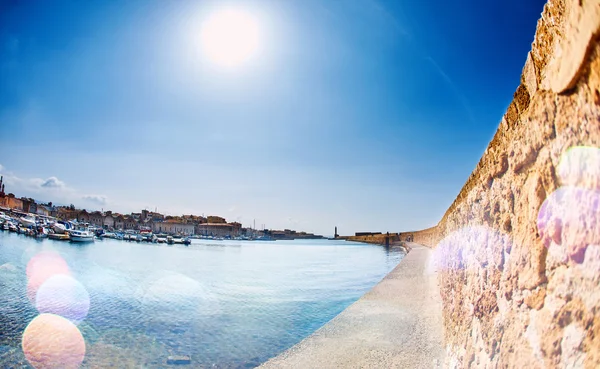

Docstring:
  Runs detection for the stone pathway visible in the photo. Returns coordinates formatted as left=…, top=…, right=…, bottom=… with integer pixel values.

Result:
left=259, top=243, right=445, bottom=368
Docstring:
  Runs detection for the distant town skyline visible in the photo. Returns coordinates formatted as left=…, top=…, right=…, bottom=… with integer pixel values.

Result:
left=0, top=0, right=546, bottom=236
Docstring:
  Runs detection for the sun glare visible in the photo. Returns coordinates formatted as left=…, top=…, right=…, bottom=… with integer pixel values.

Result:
left=200, top=8, right=261, bottom=68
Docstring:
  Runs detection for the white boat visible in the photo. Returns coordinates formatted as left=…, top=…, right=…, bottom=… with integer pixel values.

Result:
left=35, top=227, right=49, bottom=238
left=70, top=230, right=95, bottom=242
left=20, top=215, right=36, bottom=227
left=53, top=222, right=67, bottom=234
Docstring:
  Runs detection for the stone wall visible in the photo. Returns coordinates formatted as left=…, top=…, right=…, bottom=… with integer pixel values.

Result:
left=346, top=233, right=399, bottom=244
left=409, top=0, right=600, bottom=367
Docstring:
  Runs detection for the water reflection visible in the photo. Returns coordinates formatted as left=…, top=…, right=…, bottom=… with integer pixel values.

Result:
left=0, top=234, right=403, bottom=367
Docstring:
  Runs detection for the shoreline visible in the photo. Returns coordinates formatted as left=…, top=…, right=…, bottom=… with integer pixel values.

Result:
left=259, top=243, right=444, bottom=368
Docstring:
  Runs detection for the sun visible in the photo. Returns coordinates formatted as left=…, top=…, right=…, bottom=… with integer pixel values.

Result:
left=200, top=8, right=261, bottom=68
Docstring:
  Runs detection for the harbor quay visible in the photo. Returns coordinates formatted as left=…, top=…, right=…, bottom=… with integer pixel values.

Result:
left=0, top=176, right=323, bottom=242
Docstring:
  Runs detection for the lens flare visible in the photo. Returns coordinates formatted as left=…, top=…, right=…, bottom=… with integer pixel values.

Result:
left=26, top=251, right=71, bottom=303
left=537, top=186, right=600, bottom=263
left=36, top=274, right=90, bottom=324
left=26, top=251, right=69, bottom=280
left=22, top=313, right=86, bottom=369
left=436, top=225, right=512, bottom=272
left=557, top=146, right=600, bottom=190
left=139, top=272, right=215, bottom=322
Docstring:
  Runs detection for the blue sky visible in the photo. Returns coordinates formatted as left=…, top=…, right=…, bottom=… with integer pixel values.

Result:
left=0, top=0, right=546, bottom=235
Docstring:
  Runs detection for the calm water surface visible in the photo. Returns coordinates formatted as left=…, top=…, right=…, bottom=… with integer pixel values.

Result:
left=0, top=231, right=403, bottom=368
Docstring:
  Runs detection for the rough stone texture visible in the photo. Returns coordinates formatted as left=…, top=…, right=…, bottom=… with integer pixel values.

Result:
left=409, top=1, right=600, bottom=367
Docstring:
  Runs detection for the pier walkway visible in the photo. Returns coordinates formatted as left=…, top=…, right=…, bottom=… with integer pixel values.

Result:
left=259, top=243, right=445, bottom=368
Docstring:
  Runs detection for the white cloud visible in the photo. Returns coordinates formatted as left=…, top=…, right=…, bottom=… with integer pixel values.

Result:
left=40, top=176, right=65, bottom=189
left=82, top=194, right=108, bottom=205
left=0, top=166, right=85, bottom=206
left=0, top=163, right=4, bottom=172
left=3, top=174, right=68, bottom=192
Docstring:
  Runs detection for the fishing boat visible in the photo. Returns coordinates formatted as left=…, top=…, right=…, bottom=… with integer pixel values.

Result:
left=167, top=236, right=174, bottom=245
left=70, top=229, right=95, bottom=242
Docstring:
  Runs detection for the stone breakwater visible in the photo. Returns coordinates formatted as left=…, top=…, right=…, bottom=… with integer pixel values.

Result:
left=408, top=0, right=600, bottom=367
left=259, top=244, right=444, bottom=369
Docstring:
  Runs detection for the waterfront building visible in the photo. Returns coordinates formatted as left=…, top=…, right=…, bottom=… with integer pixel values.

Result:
left=1, top=195, right=24, bottom=212
left=141, top=210, right=164, bottom=222
left=78, top=210, right=90, bottom=223
left=152, top=221, right=195, bottom=235
left=57, top=207, right=78, bottom=221
left=103, top=214, right=115, bottom=229
left=123, top=216, right=137, bottom=230
left=195, top=223, right=241, bottom=237
left=20, top=198, right=36, bottom=214
left=114, top=215, right=125, bottom=230
left=36, top=205, right=51, bottom=217
left=206, top=215, right=226, bottom=224
left=90, top=211, right=104, bottom=227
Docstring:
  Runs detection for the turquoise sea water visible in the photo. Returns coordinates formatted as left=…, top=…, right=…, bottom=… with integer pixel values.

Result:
left=0, top=231, right=403, bottom=368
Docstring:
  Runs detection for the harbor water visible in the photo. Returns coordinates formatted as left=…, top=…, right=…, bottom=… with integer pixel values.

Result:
left=0, top=231, right=403, bottom=368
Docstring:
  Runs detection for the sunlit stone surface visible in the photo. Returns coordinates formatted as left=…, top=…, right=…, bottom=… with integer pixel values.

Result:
left=406, top=0, right=600, bottom=365
left=538, top=186, right=600, bottom=263
left=436, top=225, right=512, bottom=272
left=557, top=146, right=600, bottom=190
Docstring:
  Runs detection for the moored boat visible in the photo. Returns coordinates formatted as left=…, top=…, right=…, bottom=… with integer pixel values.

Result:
left=20, top=215, right=36, bottom=228
left=49, top=233, right=70, bottom=241
left=35, top=227, right=48, bottom=238
left=53, top=222, right=67, bottom=234
left=70, top=229, right=95, bottom=242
